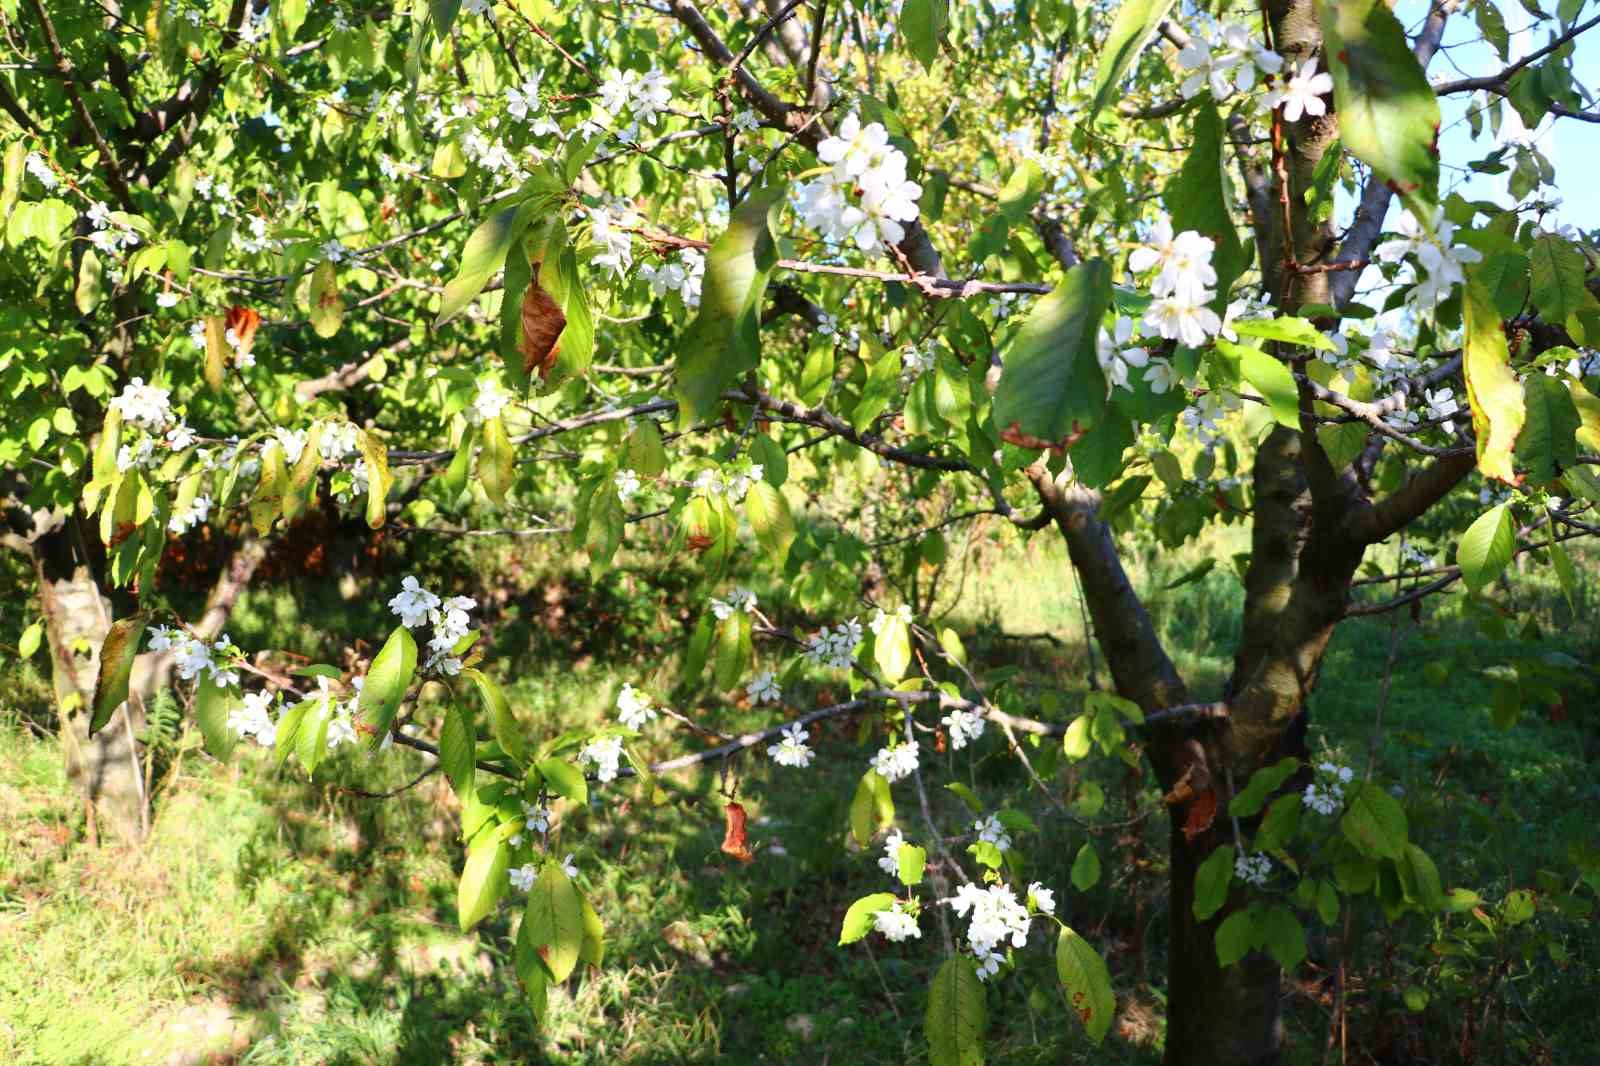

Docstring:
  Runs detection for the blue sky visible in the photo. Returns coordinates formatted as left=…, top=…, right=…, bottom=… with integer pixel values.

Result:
left=1397, top=0, right=1600, bottom=230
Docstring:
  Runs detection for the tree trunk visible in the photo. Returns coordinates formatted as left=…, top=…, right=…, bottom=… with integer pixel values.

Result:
left=1164, top=813, right=1285, bottom=1066
left=29, top=516, right=146, bottom=842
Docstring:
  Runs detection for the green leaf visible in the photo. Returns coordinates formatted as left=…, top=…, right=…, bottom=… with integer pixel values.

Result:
left=1399, top=843, right=1446, bottom=911
left=1071, top=842, right=1102, bottom=891
left=579, top=895, right=605, bottom=967
left=1259, top=904, right=1307, bottom=970
left=849, top=770, right=894, bottom=846
left=1230, top=757, right=1300, bottom=818
left=194, top=672, right=239, bottom=761
left=1340, top=781, right=1409, bottom=859
left=356, top=429, right=392, bottom=530
left=683, top=613, right=715, bottom=685
left=1529, top=234, right=1593, bottom=324
left=1515, top=363, right=1581, bottom=484
left=18, top=621, right=42, bottom=660
left=1192, top=845, right=1235, bottom=921
left=1164, top=103, right=1246, bottom=300
left=1088, top=0, right=1179, bottom=123
left=1214, top=908, right=1255, bottom=967
left=839, top=892, right=899, bottom=945
left=309, top=259, right=343, bottom=337
left=75, top=249, right=104, bottom=314
left=478, top=415, right=515, bottom=505
left=296, top=695, right=332, bottom=775
left=997, top=160, right=1044, bottom=224
left=355, top=626, right=417, bottom=749
left=513, top=919, right=551, bottom=1024
left=436, top=205, right=526, bottom=327
left=439, top=702, right=476, bottom=799
left=1238, top=348, right=1300, bottom=429
left=992, top=261, right=1112, bottom=448
left=281, top=422, right=325, bottom=522
left=900, top=0, right=948, bottom=69
left=1317, top=0, right=1441, bottom=206
left=744, top=479, right=796, bottom=563
left=674, top=183, right=787, bottom=428
left=1463, top=274, right=1526, bottom=484
left=537, top=757, right=588, bottom=806
left=1062, top=715, right=1092, bottom=760
left=458, top=833, right=510, bottom=932
left=945, top=781, right=982, bottom=812
left=897, top=843, right=927, bottom=887
left=1227, top=318, right=1335, bottom=350
left=467, top=667, right=524, bottom=763
left=713, top=609, right=753, bottom=692
left=873, top=615, right=912, bottom=684
left=1456, top=504, right=1515, bottom=595
left=90, top=613, right=147, bottom=736
left=927, top=956, right=988, bottom=1065
left=1056, top=927, right=1115, bottom=1044
left=852, top=342, right=903, bottom=433
left=525, top=862, right=585, bottom=981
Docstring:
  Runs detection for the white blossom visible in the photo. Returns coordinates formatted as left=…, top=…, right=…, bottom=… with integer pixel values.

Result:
left=766, top=722, right=814, bottom=767
left=110, top=378, right=173, bottom=430
left=941, top=707, right=986, bottom=750
left=24, top=151, right=57, bottom=189
left=580, top=734, right=625, bottom=782
left=746, top=669, right=782, bottom=705
left=878, top=828, right=907, bottom=876
left=616, top=683, right=658, bottom=730
left=1026, top=882, right=1056, bottom=915
left=509, top=863, right=538, bottom=892
left=871, top=742, right=920, bottom=783
left=614, top=468, right=642, bottom=501
left=227, top=690, right=278, bottom=747
left=974, top=814, right=1012, bottom=853
left=1263, top=58, right=1334, bottom=123
left=471, top=378, right=511, bottom=424
left=873, top=901, right=921, bottom=942
left=388, top=575, right=442, bottom=628
left=1235, top=851, right=1273, bottom=887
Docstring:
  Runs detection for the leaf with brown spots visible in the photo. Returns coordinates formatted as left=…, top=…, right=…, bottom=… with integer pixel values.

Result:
left=519, top=260, right=566, bottom=382
left=720, top=801, right=754, bottom=863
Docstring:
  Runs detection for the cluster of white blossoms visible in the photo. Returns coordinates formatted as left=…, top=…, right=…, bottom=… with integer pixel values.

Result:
left=710, top=586, right=758, bottom=620
left=24, top=151, right=57, bottom=189
left=168, top=494, right=213, bottom=535
left=509, top=800, right=550, bottom=847
left=616, top=683, right=658, bottom=730
left=1176, top=22, right=1283, bottom=101
left=747, top=669, right=782, bottom=705
left=110, top=377, right=174, bottom=430
left=901, top=343, right=937, bottom=379
left=691, top=463, right=764, bottom=502
left=227, top=690, right=279, bottom=748
left=872, top=900, right=922, bottom=942
left=510, top=854, right=578, bottom=891
left=146, top=626, right=239, bottom=687
left=614, top=468, right=642, bottom=502
left=1302, top=759, right=1355, bottom=816
left=580, top=734, right=625, bottom=782
left=638, top=250, right=706, bottom=308
left=941, top=706, right=986, bottom=750
left=505, top=71, right=559, bottom=136
left=588, top=201, right=640, bottom=277
left=766, top=721, right=814, bottom=767
left=1235, top=851, right=1273, bottom=887
left=871, top=741, right=920, bottom=783
left=597, top=67, right=673, bottom=128
left=1180, top=388, right=1242, bottom=448
left=949, top=882, right=1034, bottom=981
left=1129, top=217, right=1226, bottom=349
left=878, top=827, right=908, bottom=876
left=795, top=114, right=923, bottom=254
left=1262, top=59, right=1335, bottom=123
left=805, top=617, right=863, bottom=670
left=86, top=200, right=142, bottom=256
left=386, top=576, right=477, bottom=676
left=470, top=377, right=511, bottom=424
left=973, top=814, right=1013, bottom=853
left=1096, top=317, right=1154, bottom=396
left=868, top=603, right=912, bottom=636
left=1374, top=209, right=1483, bottom=313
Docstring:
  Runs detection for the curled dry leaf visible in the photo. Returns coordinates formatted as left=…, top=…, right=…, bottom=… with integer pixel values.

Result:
left=720, top=801, right=754, bottom=863
left=1181, top=789, right=1218, bottom=843
left=226, top=306, right=261, bottom=363
left=520, top=260, right=566, bottom=382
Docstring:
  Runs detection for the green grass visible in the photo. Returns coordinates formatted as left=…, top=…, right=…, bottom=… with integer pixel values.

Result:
left=1, top=525, right=1596, bottom=1064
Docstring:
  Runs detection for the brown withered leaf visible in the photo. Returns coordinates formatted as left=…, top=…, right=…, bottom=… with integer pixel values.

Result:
left=225, top=306, right=261, bottom=364
left=519, top=261, right=565, bottom=382
left=1182, top=789, right=1218, bottom=843
left=720, top=801, right=754, bottom=864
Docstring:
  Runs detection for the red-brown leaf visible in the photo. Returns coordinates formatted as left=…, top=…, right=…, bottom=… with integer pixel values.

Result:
left=225, top=306, right=260, bottom=363
left=519, top=261, right=565, bottom=382
left=1182, top=789, right=1218, bottom=843
left=720, top=801, right=754, bottom=863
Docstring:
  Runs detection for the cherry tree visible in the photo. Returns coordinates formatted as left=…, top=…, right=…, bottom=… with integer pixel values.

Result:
left=4, top=0, right=1600, bottom=1062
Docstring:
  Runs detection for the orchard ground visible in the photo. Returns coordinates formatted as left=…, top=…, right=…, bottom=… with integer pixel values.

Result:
left=2, top=522, right=1596, bottom=1065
